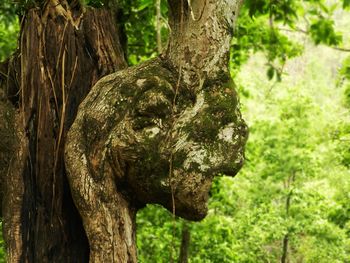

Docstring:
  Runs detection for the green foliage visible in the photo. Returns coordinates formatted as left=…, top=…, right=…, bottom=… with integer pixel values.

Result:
left=339, top=56, right=350, bottom=108
left=0, top=0, right=19, bottom=61
left=336, top=56, right=350, bottom=170
left=231, top=0, right=347, bottom=77
left=0, top=222, right=5, bottom=263
left=137, top=205, right=183, bottom=263
left=231, top=9, right=304, bottom=76
left=0, top=0, right=348, bottom=69
left=136, top=45, right=350, bottom=262
left=82, top=0, right=108, bottom=8
left=245, top=0, right=298, bottom=24
left=0, top=1, right=349, bottom=262
left=119, top=0, right=168, bottom=65
left=344, top=0, right=350, bottom=9
left=310, top=18, right=342, bottom=45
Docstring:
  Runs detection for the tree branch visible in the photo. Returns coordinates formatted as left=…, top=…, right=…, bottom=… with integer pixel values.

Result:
left=332, top=46, right=350, bottom=52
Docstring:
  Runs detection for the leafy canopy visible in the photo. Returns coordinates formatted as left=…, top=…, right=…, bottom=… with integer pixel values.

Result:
left=1, top=0, right=349, bottom=68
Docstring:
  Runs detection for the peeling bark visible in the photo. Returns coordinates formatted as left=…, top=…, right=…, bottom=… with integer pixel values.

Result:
left=1, top=0, right=127, bottom=261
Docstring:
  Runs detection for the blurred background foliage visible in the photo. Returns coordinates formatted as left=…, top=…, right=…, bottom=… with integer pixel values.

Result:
left=0, top=0, right=350, bottom=262
left=0, top=1, right=19, bottom=61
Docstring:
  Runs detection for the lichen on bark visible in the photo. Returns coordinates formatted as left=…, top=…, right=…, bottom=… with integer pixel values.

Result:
left=0, top=0, right=247, bottom=261
left=67, top=0, right=247, bottom=262
left=65, top=57, right=247, bottom=261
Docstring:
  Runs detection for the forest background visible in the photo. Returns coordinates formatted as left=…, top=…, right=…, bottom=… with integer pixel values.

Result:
left=0, top=0, right=350, bottom=262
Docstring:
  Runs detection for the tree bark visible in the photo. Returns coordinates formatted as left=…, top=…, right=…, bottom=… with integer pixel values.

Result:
left=165, top=0, right=243, bottom=90
left=178, top=223, right=190, bottom=263
left=1, top=0, right=247, bottom=262
left=281, top=233, right=289, bottom=263
left=65, top=0, right=246, bottom=262
left=1, top=0, right=127, bottom=262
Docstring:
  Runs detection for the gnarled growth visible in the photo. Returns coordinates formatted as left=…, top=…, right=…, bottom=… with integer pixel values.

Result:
left=65, top=0, right=247, bottom=262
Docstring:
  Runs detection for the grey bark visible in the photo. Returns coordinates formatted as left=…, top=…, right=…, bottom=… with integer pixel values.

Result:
left=165, top=0, right=243, bottom=89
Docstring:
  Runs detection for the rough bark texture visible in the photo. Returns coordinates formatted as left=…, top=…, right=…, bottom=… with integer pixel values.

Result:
left=65, top=0, right=247, bottom=262
left=165, top=0, right=243, bottom=90
left=1, top=0, right=247, bottom=262
left=0, top=0, right=127, bottom=262
left=1, top=58, right=27, bottom=263
left=0, top=81, right=17, bottom=211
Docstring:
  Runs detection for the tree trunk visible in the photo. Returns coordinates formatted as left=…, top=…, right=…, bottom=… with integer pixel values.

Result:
left=1, top=0, right=247, bottom=262
left=64, top=0, right=246, bottom=262
left=178, top=223, right=190, bottom=263
left=281, top=233, right=289, bottom=263
left=281, top=172, right=296, bottom=263
left=1, top=0, right=127, bottom=262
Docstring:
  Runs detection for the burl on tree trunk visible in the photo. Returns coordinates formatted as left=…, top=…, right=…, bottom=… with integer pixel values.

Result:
left=65, top=0, right=247, bottom=262
left=0, top=0, right=247, bottom=262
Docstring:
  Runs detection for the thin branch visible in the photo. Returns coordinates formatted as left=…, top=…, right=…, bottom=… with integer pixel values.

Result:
left=332, top=46, right=350, bottom=52
left=156, top=0, right=162, bottom=53
left=186, top=0, right=206, bottom=21
left=277, top=27, right=350, bottom=52
left=277, top=27, right=308, bottom=34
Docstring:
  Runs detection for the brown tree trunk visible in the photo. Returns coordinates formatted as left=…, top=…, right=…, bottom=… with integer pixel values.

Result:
left=1, top=0, right=127, bottom=262
left=178, top=223, right=190, bottom=263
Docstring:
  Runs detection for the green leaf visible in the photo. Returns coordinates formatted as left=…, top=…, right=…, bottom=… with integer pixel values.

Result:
left=309, top=18, right=342, bottom=46
left=267, top=66, right=275, bottom=80
left=343, top=0, right=350, bottom=9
